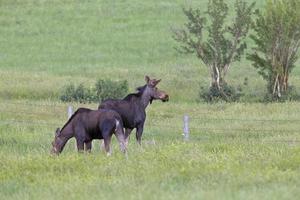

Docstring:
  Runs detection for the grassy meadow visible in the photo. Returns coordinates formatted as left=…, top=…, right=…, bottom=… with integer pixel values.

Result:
left=0, top=0, right=300, bottom=199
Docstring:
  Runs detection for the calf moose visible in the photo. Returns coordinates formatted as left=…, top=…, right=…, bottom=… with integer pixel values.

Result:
left=51, top=108, right=126, bottom=156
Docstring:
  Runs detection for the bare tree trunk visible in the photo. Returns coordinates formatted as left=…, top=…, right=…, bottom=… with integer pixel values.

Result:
left=272, top=74, right=281, bottom=98
left=209, top=65, right=222, bottom=90
left=223, top=64, right=230, bottom=78
left=214, top=65, right=221, bottom=90
left=272, top=73, right=289, bottom=98
left=209, top=65, right=214, bottom=87
left=283, top=73, right=288, bottom=91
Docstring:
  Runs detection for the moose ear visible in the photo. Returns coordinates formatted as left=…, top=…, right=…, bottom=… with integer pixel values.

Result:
left=55, top=128, right=60, bottom=136
left=154, top=79, right=161, bottom=86
left=145, top=75, right=150, bottom=83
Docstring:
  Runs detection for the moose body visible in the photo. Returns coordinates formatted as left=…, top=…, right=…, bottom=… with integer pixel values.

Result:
left=99, top=76, right=169, bottom=145
left=51, top=108, right=126, bottom=155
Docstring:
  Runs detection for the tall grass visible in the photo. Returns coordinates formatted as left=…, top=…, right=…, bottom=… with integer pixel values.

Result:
left=1, top=100, right=300, bottom=199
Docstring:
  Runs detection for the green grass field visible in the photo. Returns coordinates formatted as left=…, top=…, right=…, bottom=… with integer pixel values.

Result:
left=1, top=0, right=300, bottom=199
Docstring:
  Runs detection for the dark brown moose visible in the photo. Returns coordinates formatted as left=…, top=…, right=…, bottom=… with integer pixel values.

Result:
left=51, top=108, right=126, bottom=156
left=98, top=75, right=169, bottom=145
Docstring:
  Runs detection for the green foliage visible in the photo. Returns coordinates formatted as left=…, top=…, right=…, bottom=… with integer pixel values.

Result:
left=60, top=83, right=76, bottom=102
left=60, top=83, right=94, bottom=103
left=60, top=79, right=128, bottom=103
left=263, top=85, right=300, bottom=102
left=173, top=0, right=255, bottom=98
left=199, top=83, right=243, bottom=103
left=94, top=79, right=128, bottom=101
left=248, top=0, right=300, bottom=99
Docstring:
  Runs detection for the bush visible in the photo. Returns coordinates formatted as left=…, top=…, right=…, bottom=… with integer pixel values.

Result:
left=60, top=83, right=94, bottom=103
left=60, top=83, right=76, bottom=102
left=199, top=83, right=243, bottom=103
left=60, top=79, right=128, bottom=103
left=94, top=79, right=128, bottom=101
left=263, top=85, right=300, bottom=102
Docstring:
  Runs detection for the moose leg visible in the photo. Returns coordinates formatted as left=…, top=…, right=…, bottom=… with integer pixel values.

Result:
left=76, top=138, right=85, bottom=153
left=103, top=136, right=112, bottom=156
left=115, top=129, right=127, bottom=155
left=100, top=140, right=105, bottom=152
left=136, top=124, right=144, bottom=145
left=124, top=128, right=132, bottom=148
left=85, top=141, right=92, bottom=153
left=75, top=127, right=86, bottom=153
left=117, top=135, right=128, bottom=160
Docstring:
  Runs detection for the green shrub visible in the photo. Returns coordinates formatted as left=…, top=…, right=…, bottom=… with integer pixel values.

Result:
left=60, top=79, right=128, bottom=103
left=60, top=83, right=76, bottom=102
left=94, top=79, right=128, bottom=101
left=199, top=83, right=243, bottom=103
left=263, top=85, right=300, bottom=102
left=60, top=83, right=93, bottom=103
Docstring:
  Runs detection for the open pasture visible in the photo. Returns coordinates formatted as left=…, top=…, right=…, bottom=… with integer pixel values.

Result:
left=1, top=100, right=300, bottom=200
left=2, top=0, right=297, bottom=102
left=0, top=0, right=300, bottom=199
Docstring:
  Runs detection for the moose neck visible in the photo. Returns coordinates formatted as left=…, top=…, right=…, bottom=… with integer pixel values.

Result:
left=56, top=136, right=69, bottom=153
left=140, top=91, right=152, bottom=109
left=57, top=123, right=74, bottom=153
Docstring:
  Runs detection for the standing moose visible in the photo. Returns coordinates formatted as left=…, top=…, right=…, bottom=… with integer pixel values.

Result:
left=98, top=76, right=169, bottom=145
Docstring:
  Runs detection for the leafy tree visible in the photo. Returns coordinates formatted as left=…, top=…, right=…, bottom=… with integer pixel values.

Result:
left=248, top=0, right=300, bottom=99
left=173, top=0, right=255, bottom=100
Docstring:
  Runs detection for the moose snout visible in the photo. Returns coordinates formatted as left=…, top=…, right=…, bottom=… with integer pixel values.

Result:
left=162, top=94, right=169, bottom=102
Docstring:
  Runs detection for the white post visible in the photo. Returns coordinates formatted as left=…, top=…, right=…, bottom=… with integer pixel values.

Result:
left=183, top=115, right=189, bottom=141
left=67, top=105, right=76, bottom=150
left=67, top=105, right=73, bottom=119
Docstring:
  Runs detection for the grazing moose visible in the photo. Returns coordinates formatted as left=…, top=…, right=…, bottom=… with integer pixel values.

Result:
left=51, top=108, right=127, bottom=156
left=98, top=75, right=169, bottom=145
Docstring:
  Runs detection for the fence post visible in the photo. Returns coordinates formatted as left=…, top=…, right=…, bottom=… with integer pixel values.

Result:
left=183, top=115, right=189, bottom=141
left=67, top=105, right=76, bottom=150
left=67, top=105, right=73, bottom=119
